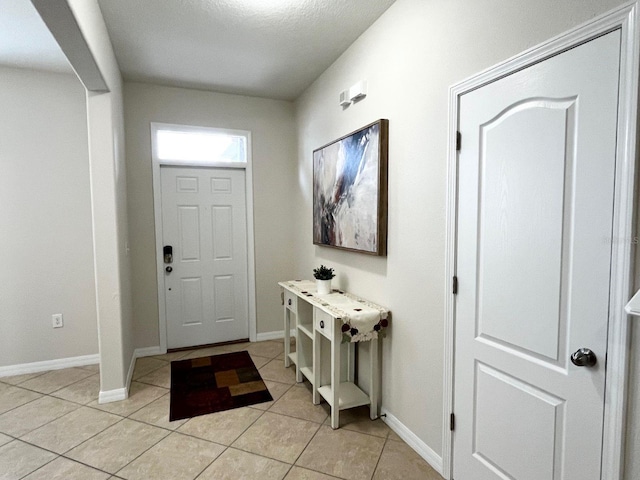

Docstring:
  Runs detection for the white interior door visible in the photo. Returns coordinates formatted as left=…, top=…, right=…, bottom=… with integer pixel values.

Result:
left=161, top=166, right=249, bottom=349
left=453, top=31, right=621, bottom=479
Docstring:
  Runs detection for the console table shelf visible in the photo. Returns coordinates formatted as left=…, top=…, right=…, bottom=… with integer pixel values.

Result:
left=287, top=351, right=297, bottom=365
left=298, top=324, right=313, bottom=339
left=279, top=280, right=389, bottom=429
left=317, top=382, right=371, bottom=410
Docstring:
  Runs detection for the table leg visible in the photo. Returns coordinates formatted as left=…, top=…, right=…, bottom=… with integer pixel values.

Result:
left=348, top=343, right=355, bottom=383
left=312, top=328, right=320, bottom=405
left=370, top=336, right=379, bottom=420
left=295, top=323, right=303, bottom=383
left=284, top=308, right=291, bottom=368
left=331, top=319, right=340, bottom=429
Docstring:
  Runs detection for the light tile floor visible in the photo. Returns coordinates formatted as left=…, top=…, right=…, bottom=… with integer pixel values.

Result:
left=0, top=341, right=444, bottom=480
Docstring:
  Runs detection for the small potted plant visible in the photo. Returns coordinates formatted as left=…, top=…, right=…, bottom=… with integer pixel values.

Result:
left=313, top=265, right=335, bottom=295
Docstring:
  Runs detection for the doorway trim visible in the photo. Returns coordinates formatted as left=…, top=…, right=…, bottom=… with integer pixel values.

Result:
left=442, top=3, right=639, bottom=479
left=150, top=122, right=258, bottom=352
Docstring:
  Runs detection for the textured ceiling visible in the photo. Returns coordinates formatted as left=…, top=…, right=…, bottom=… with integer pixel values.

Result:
left=96, top=0, right=396, bottom=100
left=0, top=0, right=72, bottom=73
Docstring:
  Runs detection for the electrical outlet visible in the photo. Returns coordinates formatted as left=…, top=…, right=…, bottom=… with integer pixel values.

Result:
left=52, top=314, right=63, bottom=328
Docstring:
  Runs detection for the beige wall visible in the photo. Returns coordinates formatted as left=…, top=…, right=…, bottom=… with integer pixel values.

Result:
left=14, top=0, right=638, bottom=474
left=123, top=82, right=297, bottom=347
left=0, top=66, right=97, bottom=367
left=628, top=325, right=640, bottom=480
left=294, top=0, right=631, bottom=467
left=626, top=207, right=640, bottom=477
left=66, top=0, right=133, bottom=394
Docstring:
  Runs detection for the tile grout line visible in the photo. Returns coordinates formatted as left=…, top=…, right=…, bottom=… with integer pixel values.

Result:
left=265, top=402, right=328, bottom=425
left=368, top=435, right=388, bottom=480
left=289, top=421, right=323, bottom=467
left=14, top=378, right=188, bottom=478
left=0, top=370, right=48, bottom=387
left=190, top=444, right=228, bottom=480
left=170, top=424, right=236, bottom=448
left=18, top=404, right=110, bottom=448
left=13, top=368, right=96, bottom=397
left=289, top=424, right=365, bottom=479
left=14, top=446, right=59, bottom=480
left=45, top=369, right=98, bottom=396
left=49, top=375, right=101, bottom=403
left=265, top=386, right=391, bottom=442
left=191, top=449, right=226, bottom=480
left=48, top=415, right=171, bottom=477
left=197, top=374, right=311, bottom=474
left=0, top=393, right=44, bottom=420
left=131, top=360, right=170, bottom=383
left=215, top=444, right=294, bottom=472
left=189, top=401, right=284, bottom=480
left=13, top=417, right=131, bottom=479
left=3, top=398, right=83, bottom=441
left=2, top=342, right=410, bottom=480
left=175, top=398, right=270, bottom=470
left=94, top=419, right=230, bottom=479
left=110, top=426, right=174, bottom=478
left=1, top=347, right=267, bottom=478
left=0, top=373, right=95, bottom=408
left=21, top=416, right=127, bottom=456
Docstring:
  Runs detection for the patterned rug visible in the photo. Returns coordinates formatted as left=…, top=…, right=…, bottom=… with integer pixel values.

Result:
left=170, top=350, right=273, bottom=421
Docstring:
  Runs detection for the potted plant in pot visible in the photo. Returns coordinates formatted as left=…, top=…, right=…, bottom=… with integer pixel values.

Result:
left=313, top=265, right=335, bottom=295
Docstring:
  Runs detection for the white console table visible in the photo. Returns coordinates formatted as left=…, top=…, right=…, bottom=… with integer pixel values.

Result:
left=279, top=280, right=389, bottom=429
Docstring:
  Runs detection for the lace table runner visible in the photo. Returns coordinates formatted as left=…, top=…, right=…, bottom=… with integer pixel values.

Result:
left=281, top=280, right=389, bottom=342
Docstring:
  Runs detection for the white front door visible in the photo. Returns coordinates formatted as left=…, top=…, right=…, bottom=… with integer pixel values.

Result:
left=160, top=166, right=249, bottom=349
left=453, top=30, right=621, bottom=479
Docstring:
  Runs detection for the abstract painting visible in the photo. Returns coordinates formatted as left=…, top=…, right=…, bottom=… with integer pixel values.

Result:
left=313, top=119, right=388, bottom=255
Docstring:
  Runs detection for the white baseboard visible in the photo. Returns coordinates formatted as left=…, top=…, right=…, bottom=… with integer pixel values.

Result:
left=256, top=329, right=296, bottom=341
left=98, top=387, right=127, bottom=404
left=3, top=347, right=164, bottom=405
left=0, top=353, right=99, bottom=378
left=381, top=407, right=444, bottom=476
left=98, top=346, right=160, bottom=405
left=135, top=346, right=163, bottom=358
left=100, top=348, right=135, bottom=405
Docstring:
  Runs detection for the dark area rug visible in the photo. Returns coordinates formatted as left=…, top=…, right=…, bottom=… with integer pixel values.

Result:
left=170, top=350, right=273, bottom=421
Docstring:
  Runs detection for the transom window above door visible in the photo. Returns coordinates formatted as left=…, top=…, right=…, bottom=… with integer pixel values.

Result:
left=152, top=123, right=248, bottom=166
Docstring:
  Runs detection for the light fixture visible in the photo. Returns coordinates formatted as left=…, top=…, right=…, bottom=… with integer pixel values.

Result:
left=339, top=80, right=368, bottom=107
left=339, top=90, right=351, bottom=107
left=349, top=80, right=367, bottom=101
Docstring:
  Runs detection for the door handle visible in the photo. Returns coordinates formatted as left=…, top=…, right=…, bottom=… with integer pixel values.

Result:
left=571, top=348, right=597, bottom=367
left=163, top=245, right=173, bottom=264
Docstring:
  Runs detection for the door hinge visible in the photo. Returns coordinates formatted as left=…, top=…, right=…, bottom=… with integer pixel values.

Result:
left=452, top=276, right=458, bottom=295
left=450, top=413, right=455, bottom=431
left=456, top=131, right=461, bottom=151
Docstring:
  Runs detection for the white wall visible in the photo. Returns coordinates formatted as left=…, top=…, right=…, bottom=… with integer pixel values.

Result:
left=294, top=0, right=630, bottom=467
left=0, top=66, right=97, bottom=367
left=123, top=82, right=297, bottom=348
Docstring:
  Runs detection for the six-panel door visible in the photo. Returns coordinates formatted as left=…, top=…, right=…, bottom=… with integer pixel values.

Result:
left=161, top=166, right=249, bottom=349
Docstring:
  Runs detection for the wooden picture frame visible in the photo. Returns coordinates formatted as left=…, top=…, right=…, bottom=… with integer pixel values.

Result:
left=313, top=119, right=388, bottom=255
